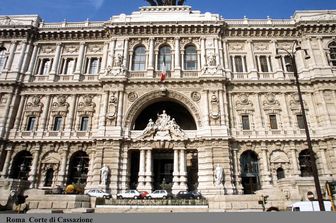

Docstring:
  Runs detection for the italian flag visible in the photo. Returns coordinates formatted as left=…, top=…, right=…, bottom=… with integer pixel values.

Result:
left=160, top=62, right=166, bottom=81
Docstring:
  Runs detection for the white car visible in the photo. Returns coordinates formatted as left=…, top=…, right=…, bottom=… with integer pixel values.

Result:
left=116, top=190, right=140, bottom=199
left=146, top=190, right=171, bottom=199
left=86, top=189, right=112, bottom=199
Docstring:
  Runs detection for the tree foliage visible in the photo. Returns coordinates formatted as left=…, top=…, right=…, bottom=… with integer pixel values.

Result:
left=145, top=0, right=185, bottom=6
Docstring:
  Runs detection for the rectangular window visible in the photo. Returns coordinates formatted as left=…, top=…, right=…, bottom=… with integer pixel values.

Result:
left=242, top=115, right=250, bottom=130
left=41, top=59, right=51, bottom=75
left=284, top=56, right=294, bottom=72
left=79, top=117, right=89, bottom=131
left=0, top=51, right=7, bottom=72
left=88, top=57, right=101, bottom=74
left=26, top=116, right=36, bottom=131
left=259, top=56, right=269, bottom=72
left=296, top=115, right=305, bottom=129
left=234, top=56, right=244, bottom=72
left=269, top=115, right=278, bottom=129
left=53, top=117, right=62, bottom=131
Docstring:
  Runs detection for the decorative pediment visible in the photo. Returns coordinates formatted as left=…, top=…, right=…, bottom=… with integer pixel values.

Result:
left=235, top=93, right=254, bottom=111
left=42, top=156, right=60, bottom=164
left=289, top=93, right=307, bottom=112
left=263, top=93, right=281, bottom=112
left=51, top=95, right=69, bottom=115
left=25, top=95, right=43, bottom=113
left=138, top=110, right=187, bottom=140
left=270, top=151, right=289, bottom=163
left=0, top=16, right=24, bottom=26
left=78, top=95, right=96, bottom=113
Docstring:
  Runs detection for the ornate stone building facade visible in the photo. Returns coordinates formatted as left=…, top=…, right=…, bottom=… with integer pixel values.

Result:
left=0, top=6, right=336, bottom=206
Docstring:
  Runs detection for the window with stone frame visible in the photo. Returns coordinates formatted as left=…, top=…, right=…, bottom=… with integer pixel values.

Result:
left=60, top=58, right=76, bottom=74
left=36, top=58, right=52, bottom=75
left=0, top=48, right=7, bottom=72
left=296, top=114, right=305, bottom=129
left=298, top=149, right=313, bottom=177
left=85, top=57, right=101, bottom=74
left=256, top=55, right=272, bottom=73
left=242, top=115, right=250, bottom=130
left=281, top=55, right=294, bottom=72
left=269, top=114, right=278, bottom=129
left=132, top=46, right=146, bottom=71
left=328, top=41, right=336, bottom=66
left=79, top=116, right=89, bottom=131
left=52, top=116, right=63, bottom=131
left=158, top=45, right=172, bottom=71
left=184, top=45, right=197, bottom=70
left=230, top=55, right=247, bottom=73
left=26, top=116, right=36, bottom=131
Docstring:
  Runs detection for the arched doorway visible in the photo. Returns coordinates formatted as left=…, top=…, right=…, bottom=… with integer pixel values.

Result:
left=240, top=150, right=260, bottom=194
left=9, top=150, right=33, bottom=180
left=67, top=151, right=89, bottom=185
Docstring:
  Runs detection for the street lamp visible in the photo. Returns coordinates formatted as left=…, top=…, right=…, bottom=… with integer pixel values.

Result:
left=275, top=40, right=325, bottom=211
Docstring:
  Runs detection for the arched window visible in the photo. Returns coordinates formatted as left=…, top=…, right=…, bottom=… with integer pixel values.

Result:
left=88, top=57, right=100, bottom=74
left=67, top=151, right=89, bottom=185
left=132, top=46, right=146, bottom=71
left=299, top=149, right=313, bottom=177
left=240, top=150, right=260, bottom=194
left=9, top=151, right=33, bottom=180
left=0, top=48, right=7, bottom=72
left=329, top=41, right=336, bottom=66
left=276, top=167, right=285, bottom=180
left=158, top=46, right=172, bottom=71
left=184, top=45, right=197, bottom=70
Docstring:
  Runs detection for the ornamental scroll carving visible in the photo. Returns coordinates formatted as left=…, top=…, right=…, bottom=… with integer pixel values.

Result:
left=209, top=92, right=220, bottom=125
left=78, top=95, right=96, bottom=116
left=289, top=93, right=307, bottom=113
left=138, top=110, right=186, bottom=140
left=263, top=93, right=281, bottom=113
left=106, top=92, right=118, bottom=125
left=235, top=93, right=254, bottom=112
left=104, top=54, right=127, bottom=76
left=51, top=95, right=69, bottom=117
left=26, top=95, right=43, bottom=113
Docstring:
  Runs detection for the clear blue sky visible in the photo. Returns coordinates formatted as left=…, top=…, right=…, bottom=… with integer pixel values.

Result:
left=0, top=0, right=335, bottom=22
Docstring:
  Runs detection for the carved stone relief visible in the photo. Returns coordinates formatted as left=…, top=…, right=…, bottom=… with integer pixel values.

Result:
left=235, top=93, right=254, bottom=112
left=106, top=92, right=118, bottom=125
left=40, top=45, right=56, bottom=54
left=191, top=91, right=201, bottom=102
left=209, top=92, right=220, bottom=125
left=51, top=95, right=69, bottom=117
left=228, top=42, right=245, bottom=51
left=63, top=45, right=79, bottom=54
left=263, top=93, right=281, bottom=112
left=87, top=44, right=103, bottom=53
left=128, top=92, right=138, bottom=102
left=78, top=95, right=96, bottom=115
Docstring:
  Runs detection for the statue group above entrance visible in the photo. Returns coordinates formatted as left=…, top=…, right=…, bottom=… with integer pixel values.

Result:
left=138, top=110, right=186, bottom=140
left=145, top=0, right=185, bottom=6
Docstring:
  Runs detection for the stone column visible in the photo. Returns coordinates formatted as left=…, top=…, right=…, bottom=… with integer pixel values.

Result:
left=4, top=40, right=17, bottom=71
left=65, top=95, right=77, bottom=136
left=1, top=144, right=13, bottom=178
left=116, top=91, right=124, bottom=127
left=218, top=90, right=225, bottom=126
left=49, top=43, right=62, bottom=81
left=100, top=41, right=109, bottom=73
left=200, top=37, right=206, bottom=67
left=290, top=144, right=300, bottom=177
left=222, top=40, right=229, bottom=70
left=106, top=39, right=116, bottom=67
left=271, top=40, right=283, bottom=79
left=28, top=145, right=41, bottom=188
left=147, top=37, right=154, bottom=77
left=15, top=41, right=27, bottom=73
left=74, top=42, right=85, bottom=79
left=144, top=148, right=152, bottom=191
left=317, top=37, right=329, bottom=67
left=38, top=95, right=51, bottom=133
left=13, top=95, right=26, bottom=131
left=172, top=148, right=180, bottom=193
left=137, top=148, right=146, bottom=190
left=58, top=145, right=69, bottom=187
left=97, top=91, right=109, bottom=136
left=319, top=145, right=332, bottom=176
left=261, top=147, right=272, bottom=188
left=174, top=37, right=181, bottom=77
left=0, top=92, right=14, bottom=138
left=179, top=148, right=187, bottom=191
left=122, top=38, right=129, bottom=69
left=306, top=37, right=316, bottom=69
left=246, top=40, right=258, bottom=79
left=26, top=43, right=39, bottom=76
left=232, top=147, right=243, bottom=194
left=215, top=38, right=220, bottom=66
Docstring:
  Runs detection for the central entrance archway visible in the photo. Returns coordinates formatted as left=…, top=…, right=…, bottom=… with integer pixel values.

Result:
left=132, top=101, right=197, bottom=130
left=152, top=150, right=173, bottom=190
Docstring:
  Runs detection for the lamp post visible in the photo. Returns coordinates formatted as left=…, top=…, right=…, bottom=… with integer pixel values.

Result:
left=275, top=41, right=325, bottom=211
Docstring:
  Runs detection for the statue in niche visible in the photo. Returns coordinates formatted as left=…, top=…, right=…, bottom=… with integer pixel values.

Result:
left=106, top=93, right=118, bottom=125
left=210, top=93, right=220, bottom=125
left=207, top=54, right=216, bottom=66
left=100, top=164, right=110, bottom=185
left=215, top=164, right=223, bottom=186
left=145, top=0, right=185, bottom=6
left=113, top=54, right=123, bottom=67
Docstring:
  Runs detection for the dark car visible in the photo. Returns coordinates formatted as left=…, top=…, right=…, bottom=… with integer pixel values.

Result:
left=139, top=191, right=149, bottom=199
left=176, top=191, right=202, bottom=199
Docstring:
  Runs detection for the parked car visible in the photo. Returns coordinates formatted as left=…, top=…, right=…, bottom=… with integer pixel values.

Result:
left=116, top=190, right=140, bottom=199
left=146, top=190, right=172, bottom=199
left=288, top=201, right=332, bottom=211
left=175, top=191, right=202, bottom=199
left=86, top=189, right=112, bottom=199
left=139, top=191, right=149, bottom=199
